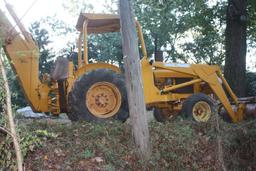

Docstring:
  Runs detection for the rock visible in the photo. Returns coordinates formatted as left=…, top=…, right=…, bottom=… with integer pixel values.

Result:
left=16, top=106, right=48, bottom=118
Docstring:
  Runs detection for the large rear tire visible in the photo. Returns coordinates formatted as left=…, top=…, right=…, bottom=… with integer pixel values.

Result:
left=67, top=69, right=129, bottom=122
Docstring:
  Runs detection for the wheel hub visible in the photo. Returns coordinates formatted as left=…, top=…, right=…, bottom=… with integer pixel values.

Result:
left=192, top=101, right=211, bottom=122
left=86, top=82, right=121, bottom=118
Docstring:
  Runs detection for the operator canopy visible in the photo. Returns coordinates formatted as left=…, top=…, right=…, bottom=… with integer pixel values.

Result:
left=76, top=13, right=120, bottom=34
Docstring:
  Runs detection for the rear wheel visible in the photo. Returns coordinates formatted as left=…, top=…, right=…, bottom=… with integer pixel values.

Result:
left=67, top=69, right=129, bottom=122
left=181, top=93, right=216, bottom=122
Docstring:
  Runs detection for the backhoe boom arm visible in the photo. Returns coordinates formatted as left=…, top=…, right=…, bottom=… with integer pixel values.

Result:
left=0, top=3, right=49, bottom=112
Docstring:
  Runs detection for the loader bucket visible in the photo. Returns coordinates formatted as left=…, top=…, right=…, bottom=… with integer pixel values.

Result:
left=220, top=97, right=256, bottom=121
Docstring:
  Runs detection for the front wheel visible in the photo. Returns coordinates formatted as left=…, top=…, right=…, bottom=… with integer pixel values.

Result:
left=181, top=93, right=216, bottom=122
left=153, top=108, right=166, bottom=123
left=67, top=69, right=129, bottom=122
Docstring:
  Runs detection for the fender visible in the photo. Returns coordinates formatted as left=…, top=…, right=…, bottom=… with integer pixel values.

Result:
left=75, top=63, right=121, bottom=78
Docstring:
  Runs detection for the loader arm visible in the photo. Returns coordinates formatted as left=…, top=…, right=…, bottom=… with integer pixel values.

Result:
left=0, top=4, right=49, bottom=112
left=152, top=62, right=245, bottom=122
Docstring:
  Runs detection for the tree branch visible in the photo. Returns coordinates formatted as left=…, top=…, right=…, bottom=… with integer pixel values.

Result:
left=0, top=126, right=14, bottom=138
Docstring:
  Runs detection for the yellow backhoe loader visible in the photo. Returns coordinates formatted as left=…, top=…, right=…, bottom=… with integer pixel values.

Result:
left=0, top=3, right=255, bottom=123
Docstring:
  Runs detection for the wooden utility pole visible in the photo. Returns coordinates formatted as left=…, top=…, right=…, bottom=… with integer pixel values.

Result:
left=119, top=0, right=151, bottom=160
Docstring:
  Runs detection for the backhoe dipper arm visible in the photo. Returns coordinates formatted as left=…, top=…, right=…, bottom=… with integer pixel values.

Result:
left=0, top=3, right=49, bottom=112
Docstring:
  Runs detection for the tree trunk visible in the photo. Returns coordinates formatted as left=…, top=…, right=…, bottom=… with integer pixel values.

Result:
left=0, top=49, right=23, bottom=171
left=224, top=0, right=247, bottom=97
left=154, top=36, right=163, bottom=62
left=119, top=0, right=151, bottom=160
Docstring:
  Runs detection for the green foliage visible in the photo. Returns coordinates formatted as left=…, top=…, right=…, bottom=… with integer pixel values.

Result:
left=0, top=56, right=27, bottom=109
left=62, top=0, right=229, bottom=65
left=0, top=127, right=57, bottom=170
left=246, top=71, right=256, bottom=96
left=62, top=0, right=256, bottom=67
left=7, top=64, right=27, bottom=108
left=88, top=33, right=123, bottom=65
left=81, top=149, right=94, bottom=159
left=20, top=119, right=221, bottom=170
left=42, top=16, right=75, bottom=36
left=62, top=0, right=94, bottom=16
left=248, top=0, right=256, bottom=43
left=0, top=135, right=16, bottom=170
left=29, top=21, right=55, bottom=76
left=0, top=76, right=5, bottom=113
left=20, top=132, right=43, bottom=157
left=62, top=0, right=118, bottom=15
left=134, top=0, right=226, bottom=65
left=35, top=129, right=58, bottom=138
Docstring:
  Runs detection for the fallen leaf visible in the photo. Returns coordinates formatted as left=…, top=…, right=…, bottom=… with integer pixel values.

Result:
left=93, top=157, right=104, bottom=163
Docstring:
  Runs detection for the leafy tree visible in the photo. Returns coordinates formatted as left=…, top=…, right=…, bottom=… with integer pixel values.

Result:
left=29, top=21, right=55, bottom=76
left=62, top=0, right=94, bottom=16
left=246, top=72, right=256, bottom=96
left=41, top=16, right=75, bottom=36
left=134, top=0, right=226, bottom=65
left=248, top=0, right=256, bottom=42
left=0, top=56, right=27, bottom=109
left=223, top=0, right=256, bottom=97
left=62, top=0, right=155, bottom=65
left=61, top=0, right=128, bottom=65
left=88, top=33, right=123, bottom=65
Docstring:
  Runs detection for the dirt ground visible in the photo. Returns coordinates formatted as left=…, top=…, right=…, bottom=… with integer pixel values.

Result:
left=14, top=115, right=255, bottom=171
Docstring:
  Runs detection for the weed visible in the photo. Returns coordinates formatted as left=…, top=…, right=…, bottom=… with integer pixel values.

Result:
left=81, top=149, right=94, bottom=159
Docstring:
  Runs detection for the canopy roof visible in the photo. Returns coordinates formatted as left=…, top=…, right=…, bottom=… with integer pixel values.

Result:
left=76, top=13, right=121, bottom=34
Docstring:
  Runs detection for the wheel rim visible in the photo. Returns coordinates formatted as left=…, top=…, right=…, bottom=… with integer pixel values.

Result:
left=192, top=101, right=211, bottom=122
left=86, top=82, right=122, bottom=118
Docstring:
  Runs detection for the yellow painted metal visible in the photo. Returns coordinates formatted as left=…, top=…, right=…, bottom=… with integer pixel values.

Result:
left=86, top=82, right=122, bottom=118
left=154, top=70, right=193, bottom=78
left=193, top=82, right=201, bottom=93
left=153, top=62, right=197, bottom=77
left=0, top=7, right=248, bottom=123
left=77, top=32, right=83, bottom=69
left=136, top=21, right=147, bottom=57
left=83, top=21, right=88, bottom=65
left=0, top=7, right=49, bottom=113
left=217, top=69, right=239, bottom=105
left=141, top=57, right=169, bottom=104
left=192, top=101, right=211, bottom=122
left=162, top=79, right=202, bottom=93
left=75, top=63, right=121, bottom=78
left=74, top=13, right=248, bottom=123
left=146, top=60, right=244, bottom=122
left=236, top=103, right=246, bottom=121
left=67, top=61, right=75, bottom=93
